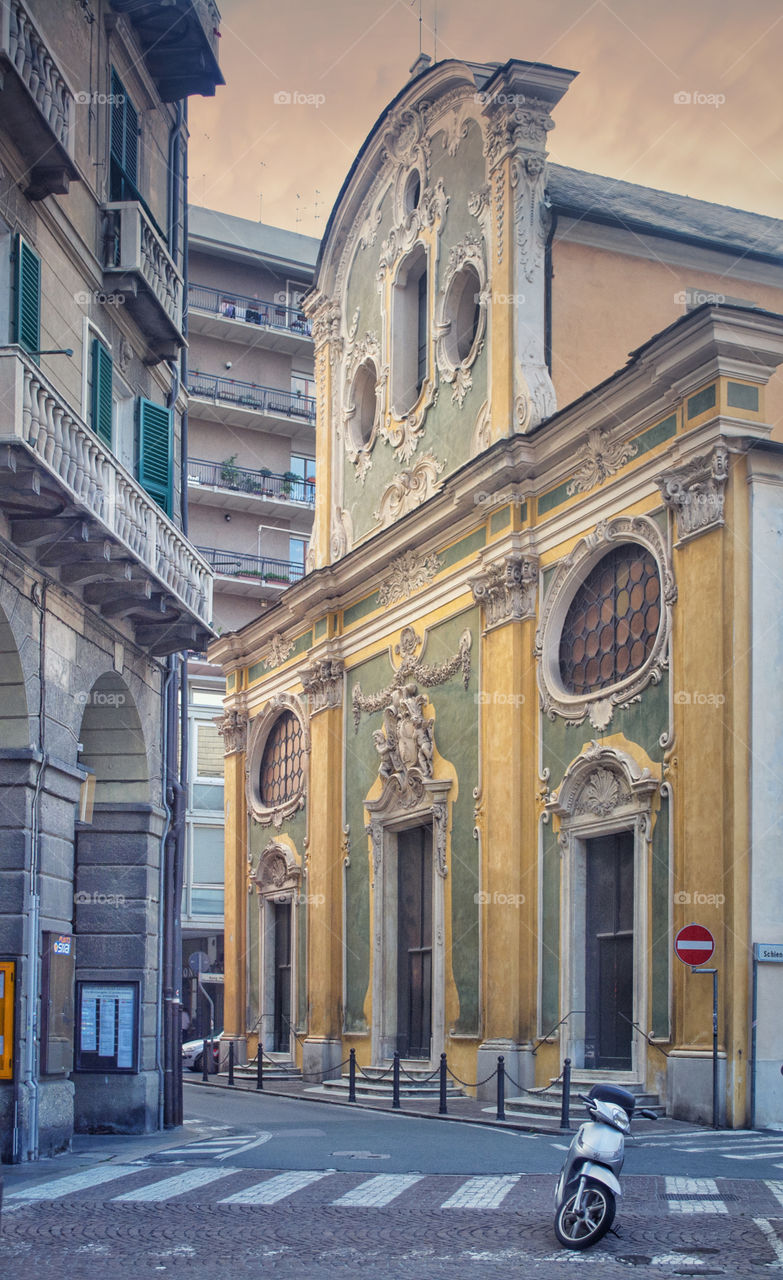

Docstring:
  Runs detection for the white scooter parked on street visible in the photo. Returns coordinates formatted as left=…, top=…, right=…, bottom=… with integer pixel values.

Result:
left=553, top=1083, right=658, bottom=1249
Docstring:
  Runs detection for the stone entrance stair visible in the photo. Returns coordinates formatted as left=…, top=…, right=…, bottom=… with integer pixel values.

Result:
left=313, top=1062, right=465, bottom=1102
left=489, top=1074, right=666, bottom=1131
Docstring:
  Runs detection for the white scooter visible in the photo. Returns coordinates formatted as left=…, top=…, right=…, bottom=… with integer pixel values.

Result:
left=553, top=1083, right=658, bottom=1249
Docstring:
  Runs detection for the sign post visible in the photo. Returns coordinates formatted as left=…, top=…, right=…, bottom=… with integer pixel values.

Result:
left=751, top=943, right=783, bottom=1128
left=675, top=925, right=719, bottom=1129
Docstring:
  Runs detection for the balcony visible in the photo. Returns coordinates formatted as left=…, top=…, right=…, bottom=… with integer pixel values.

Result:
left=108, top=0, right=224, bottom=101
left=102, top=201, right=184, bottom=360
left=187, top=457, right=315, bottom=527
left=197, top=546, right=304, bottom=599
left=0, top=348, right=214, bottom=656
left=188, top=283, right=313, bottom=355
left=187, top=371, right=316, bottom=440
left=0, top=0, right=79, bottom=199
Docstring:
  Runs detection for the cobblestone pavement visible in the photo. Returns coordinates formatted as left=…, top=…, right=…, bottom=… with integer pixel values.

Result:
left=2, top=1165, right=783, bottom=1279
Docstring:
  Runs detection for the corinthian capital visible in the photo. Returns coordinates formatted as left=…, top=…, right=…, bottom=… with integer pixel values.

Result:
left=657, top=445, right=729, bottom=543
left=470, top=553, right=539, bottom=628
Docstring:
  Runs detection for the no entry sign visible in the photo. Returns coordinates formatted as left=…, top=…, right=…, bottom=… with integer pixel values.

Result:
left=675, top=923, right=715, bottom=967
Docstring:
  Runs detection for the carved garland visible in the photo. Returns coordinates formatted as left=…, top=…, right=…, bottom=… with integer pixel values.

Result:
left=353, top=625, right=472, bottom=732
left=535, top=515, right=676, bottom=732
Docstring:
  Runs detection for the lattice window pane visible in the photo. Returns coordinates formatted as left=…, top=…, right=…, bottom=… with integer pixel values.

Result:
left=559, top=544, right=661, bottom=695
left=259, top=712, right=304, bottom=807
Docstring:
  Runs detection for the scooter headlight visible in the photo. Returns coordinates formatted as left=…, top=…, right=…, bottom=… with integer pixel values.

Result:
left=606, top=1102, right=630, bottom=1132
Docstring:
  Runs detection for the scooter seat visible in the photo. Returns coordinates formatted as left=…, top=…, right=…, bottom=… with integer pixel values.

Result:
left=587, top=1083, right=636, bottom=1119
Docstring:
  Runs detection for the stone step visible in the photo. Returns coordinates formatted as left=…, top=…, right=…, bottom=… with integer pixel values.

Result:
left=318, top=1074, right=464, bottom=1099
left=496, top=1079, right=666, bottom=1128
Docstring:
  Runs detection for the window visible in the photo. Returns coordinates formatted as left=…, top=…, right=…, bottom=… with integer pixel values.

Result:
left=90, top=338, right=113, bottom=446
left=189, top=825, right=225, bottom=918
left=192, top=720, right=225, bottom=812
left=292, top=372, right=315, bottom=401
left=559, top=544, right=661, bottom=696
left=391, top=244, right=428, bottom=417
left=290, top=454, right=315, bottom=486
left=259, top=712, right=304, bottom=808
left=289, top=536, right=308, bottom=573
left=446, top=263, right=481, bottom=364
left=403, top=169, right=422, bottom=214
left=137, top=398, right=173, bottom=516
left=349, top=359, right=378, bottom=447
left=13, top=234, right=40, bottom=357
left=110, top=68, right=139, bottom=202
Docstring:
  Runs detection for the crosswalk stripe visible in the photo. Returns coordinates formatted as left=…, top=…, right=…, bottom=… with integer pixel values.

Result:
left=665, top=1177, right=720, bottom=1195
left=219, top=1170, right=329, bottom=1205
left=5, top=1164, right=141, bottom=1207
left=766, top=1181, right=783, bottom=1211
left=724, top=1151, right=783, bottom=1161
left=332, top=1174, right=423, bottom=1207
left=755, top=1219, right=783, bottom=1266
left=113, top=1166, right=241, bottom=1202
left=669, top=1200, right=728, bottom=1214
left=440, top=1175, right=519, bottom=1209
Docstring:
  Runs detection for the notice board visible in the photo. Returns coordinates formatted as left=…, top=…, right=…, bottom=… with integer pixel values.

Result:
left=75, top=981, right=139, bottom=1073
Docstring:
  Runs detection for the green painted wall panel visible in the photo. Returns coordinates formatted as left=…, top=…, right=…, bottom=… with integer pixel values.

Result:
left=541, top=824, right=560, bottom=1028
left=651, top=790, right=670, bottom=1039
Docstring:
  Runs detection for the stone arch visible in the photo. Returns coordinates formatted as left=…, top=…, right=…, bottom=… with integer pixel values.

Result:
left=77, top=671, right=149, bottom=804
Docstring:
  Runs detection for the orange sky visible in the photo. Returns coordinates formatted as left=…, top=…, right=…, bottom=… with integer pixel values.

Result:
left=188, top=0, right=782, bottom=237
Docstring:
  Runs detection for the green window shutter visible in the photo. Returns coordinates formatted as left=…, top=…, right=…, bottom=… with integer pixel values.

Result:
left=90, top=338, right=113, bottom=446
left=13, top=235, right=41, bottom=356
left=137, top=397, right=172, bottom=516
left=110, top=68, right=138, bottom=190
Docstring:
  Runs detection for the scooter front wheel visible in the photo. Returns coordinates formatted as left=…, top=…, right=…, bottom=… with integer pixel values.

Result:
left=554, top=1178, right=616, bottom=1249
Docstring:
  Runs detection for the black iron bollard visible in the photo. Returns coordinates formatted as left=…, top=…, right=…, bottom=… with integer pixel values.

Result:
left=256, top=1041, right=264, bottom=1090
left=560, top=1057, right=572, bottom=1130
left=201, top=1038, right=209, bottom=1082
left=392, top=1051, right=401, bottom=1109
left=348, top=1048, right=357, bottom=1102
left=228, top=1040, right=235, bottom=1086
left=496, top=1055, right=506, bottom=1121
left=439, top=1053, right=448, bottom=1115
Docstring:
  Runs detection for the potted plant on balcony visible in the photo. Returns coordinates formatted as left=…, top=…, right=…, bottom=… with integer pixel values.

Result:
left=281, top=470, right=299, bottom=499
left=220, top=454, right=239, bottom=488
left=258, top=466, right=273, bottom=495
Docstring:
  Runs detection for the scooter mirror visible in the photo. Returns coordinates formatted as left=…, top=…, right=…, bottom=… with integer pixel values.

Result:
left=639, top=1109, right=659, bottom=1120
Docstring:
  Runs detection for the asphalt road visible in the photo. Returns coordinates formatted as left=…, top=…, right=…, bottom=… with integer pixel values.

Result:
left=1, top=1084, right=782, bottom=1279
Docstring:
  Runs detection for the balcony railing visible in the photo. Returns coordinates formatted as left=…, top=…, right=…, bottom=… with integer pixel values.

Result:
left=0, top=348, right=213, bottom=654
left=188, top=371, right=316, bottom=423
left=102, top=201, right=184, bottom=357
left=188, top=283, right=312, bottom=339
left=188, top=457, right=315, bottom=505
left=197, top=546, right=305, bottom=585
left=0, top=0, right=79, bottom=198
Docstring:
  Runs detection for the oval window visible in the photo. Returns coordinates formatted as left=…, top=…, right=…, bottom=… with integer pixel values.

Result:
left=351, top=359, right=378, bottom=446
left=445, top=263, right=481, bottom=365
left=558, top=544, right=661, bottom=695
left=403, top=169, right=422, bottom=214
left=259, top=711, right=305, bottom=808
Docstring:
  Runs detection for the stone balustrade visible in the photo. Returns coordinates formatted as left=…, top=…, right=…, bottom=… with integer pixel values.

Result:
left=102, top=202, right=184, bottom=351
left=0, top=348, right=212, bottom=631
left=1, top=0, right=73, bottom=150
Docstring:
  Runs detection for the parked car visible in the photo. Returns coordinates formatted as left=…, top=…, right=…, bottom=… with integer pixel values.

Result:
left=182, top=1032, right=223, bottom=1073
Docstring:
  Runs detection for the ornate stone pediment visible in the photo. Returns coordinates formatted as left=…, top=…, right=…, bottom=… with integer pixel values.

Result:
left=470, top=553, right=538, bottom=629
left=253, top=841, right=302, bottom=897
left=548, top=742, right=659, bottom=825
left=656, top=445, right=729, bottom=543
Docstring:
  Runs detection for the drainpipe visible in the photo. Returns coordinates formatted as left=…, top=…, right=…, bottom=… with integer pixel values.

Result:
left=544, top=203, right=557, bottom=375
left=156, top=660, right=176, bottom=1131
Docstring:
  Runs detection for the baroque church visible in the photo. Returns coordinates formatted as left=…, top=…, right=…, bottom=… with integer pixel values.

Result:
left=210, top=57, right=783, bottom=1126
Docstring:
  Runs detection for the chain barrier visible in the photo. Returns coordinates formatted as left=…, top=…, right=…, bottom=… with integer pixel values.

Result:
left=502, top=1066, right=565, bottom=1096
left=397, top=1062, right=441, bottom=1084
left=444, top=1063, right=500, bottom=1089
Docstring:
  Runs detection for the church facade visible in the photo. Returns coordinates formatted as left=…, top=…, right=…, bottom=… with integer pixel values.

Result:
left=209, top=57, right=783, bottom=1126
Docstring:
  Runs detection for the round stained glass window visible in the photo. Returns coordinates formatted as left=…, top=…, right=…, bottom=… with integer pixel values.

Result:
left=559, top=544, right=661, bottom=696
left=259, top=711, right=305, bottom=808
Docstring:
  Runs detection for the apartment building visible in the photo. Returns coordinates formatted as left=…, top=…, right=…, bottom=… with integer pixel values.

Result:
left=0, top=0, right=222, bottom=1160
left=181, top=209, right=318, bottom=1040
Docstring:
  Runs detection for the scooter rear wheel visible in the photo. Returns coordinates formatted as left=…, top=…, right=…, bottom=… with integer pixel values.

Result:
left=554, top=1178, right=616, bottom=1249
